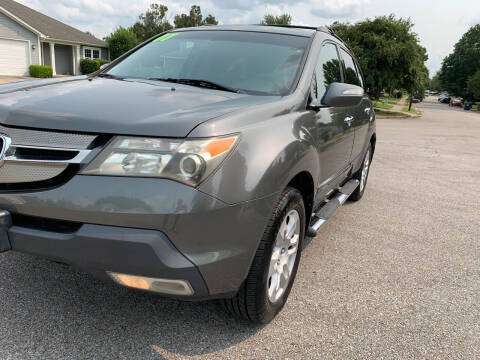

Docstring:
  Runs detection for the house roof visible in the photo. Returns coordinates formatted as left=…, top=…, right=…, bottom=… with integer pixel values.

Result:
left=0, top=0, right=107, bottom=47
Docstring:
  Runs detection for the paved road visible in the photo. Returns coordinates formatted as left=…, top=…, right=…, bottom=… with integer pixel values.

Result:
left=1, top=97, right=479, bottom=359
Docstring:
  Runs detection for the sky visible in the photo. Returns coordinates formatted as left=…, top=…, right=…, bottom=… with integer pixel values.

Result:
left=17, top=0, right=480, bottom=76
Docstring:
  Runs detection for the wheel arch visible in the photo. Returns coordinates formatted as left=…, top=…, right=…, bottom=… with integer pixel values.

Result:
left=286, top=171, right=315, bottom=230
left=370, top=133, right=376, bottom=156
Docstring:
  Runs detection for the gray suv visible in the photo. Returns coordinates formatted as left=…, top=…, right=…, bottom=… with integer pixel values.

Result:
left=0, top=25, right=375, bottom=323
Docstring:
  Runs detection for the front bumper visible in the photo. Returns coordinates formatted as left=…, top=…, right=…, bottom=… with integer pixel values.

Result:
left=0, top=175, right=277, bottom=298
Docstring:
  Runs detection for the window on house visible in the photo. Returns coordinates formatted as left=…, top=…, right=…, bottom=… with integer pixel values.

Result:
left=84, top=47, right=100, bottom=59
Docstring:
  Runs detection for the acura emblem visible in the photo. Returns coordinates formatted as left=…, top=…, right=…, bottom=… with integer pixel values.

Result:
left=0, top=133, right=11, bottom=167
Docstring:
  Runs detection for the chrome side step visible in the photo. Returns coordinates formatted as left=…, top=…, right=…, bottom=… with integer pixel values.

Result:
left=306, top=179, right=359, bottom=238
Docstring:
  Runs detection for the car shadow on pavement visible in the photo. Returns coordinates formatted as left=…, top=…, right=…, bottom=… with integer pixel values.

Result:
left=0, top=252, right=263, bottom=359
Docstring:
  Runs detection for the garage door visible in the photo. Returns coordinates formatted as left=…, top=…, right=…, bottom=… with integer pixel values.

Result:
left=0, top=38, right=29, bottom=76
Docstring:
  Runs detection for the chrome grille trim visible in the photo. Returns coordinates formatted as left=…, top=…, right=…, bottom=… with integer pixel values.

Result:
left=0, top=125, right=98, bottom=185
left=0, top=124, right=96, bottom=149
left=5, top=145, right=93, bottom=164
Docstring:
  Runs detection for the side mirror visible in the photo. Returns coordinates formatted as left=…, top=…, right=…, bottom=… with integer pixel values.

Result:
left=322, top=82, right=364, bottom=107
left=100, top=63, right=109, bottom=70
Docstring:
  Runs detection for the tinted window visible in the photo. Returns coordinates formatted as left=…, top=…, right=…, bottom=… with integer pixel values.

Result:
left=315, top=43, right=342, bottom=98
left=339, top=48, right=361, bottom=86
left=354, top=62, right=364, bottom=88
left=107, top=31, right=310, bottom=95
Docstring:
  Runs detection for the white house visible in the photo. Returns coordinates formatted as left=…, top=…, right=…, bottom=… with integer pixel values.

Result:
left=0, top=0, right=108, bottom=76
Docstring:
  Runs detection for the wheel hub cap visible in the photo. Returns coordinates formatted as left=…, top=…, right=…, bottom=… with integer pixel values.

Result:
left=267, top=209, right=300, bottom=303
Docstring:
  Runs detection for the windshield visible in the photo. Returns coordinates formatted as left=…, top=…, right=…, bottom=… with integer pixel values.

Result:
left=106, top=30, right=310, bottom=95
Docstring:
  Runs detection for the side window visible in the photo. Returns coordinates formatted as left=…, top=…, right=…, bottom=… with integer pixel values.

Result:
left=315, top=43, right=342, bottom=99
left=339, top=48, right=361, bottom=87
left=354, top=62, right=364, bottom=88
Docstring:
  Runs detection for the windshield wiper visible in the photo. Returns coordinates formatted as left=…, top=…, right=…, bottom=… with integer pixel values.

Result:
left=97, top=73, right=124, bottom=80
left=148, top=78, right=241, bottom=94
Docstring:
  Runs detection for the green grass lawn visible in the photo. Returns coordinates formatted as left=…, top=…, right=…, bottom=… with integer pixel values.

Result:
left=374, top=109, right=408, bottom=118
left=373, top=102, right=394, bottom=110
left=377, top=96, right=400, bottom=105
left=401, top=104, right=417, bottom=113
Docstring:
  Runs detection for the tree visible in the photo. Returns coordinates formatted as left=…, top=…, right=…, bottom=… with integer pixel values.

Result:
left=331, top=15, right=429, bottom=98
left=105, top=27, right=139, bottom=60
left=131, top=4, right=173, bottom=42
left=429, top=71, right=442, bottom=91
left=174, top=5, right=218, bottom=28
left=261, top=14, right=292, bottom=25
left=467, top=69, right=480, bottom=98
left=439, top=25, right=480, bottom=98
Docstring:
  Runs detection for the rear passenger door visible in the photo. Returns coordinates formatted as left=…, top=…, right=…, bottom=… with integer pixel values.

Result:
left=338, top=48, right=371, bottom=163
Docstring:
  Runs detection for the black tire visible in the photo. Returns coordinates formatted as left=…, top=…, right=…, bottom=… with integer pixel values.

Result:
left=349, top=144, right=372, bottom=202
left=222, top=187, right=305, bottom=324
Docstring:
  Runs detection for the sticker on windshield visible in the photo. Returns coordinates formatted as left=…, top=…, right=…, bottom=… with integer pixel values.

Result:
left=153, top=33, right=179, bottom=42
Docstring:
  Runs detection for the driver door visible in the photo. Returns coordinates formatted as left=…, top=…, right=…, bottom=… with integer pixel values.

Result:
left=309, top=42, right=355, bottom=198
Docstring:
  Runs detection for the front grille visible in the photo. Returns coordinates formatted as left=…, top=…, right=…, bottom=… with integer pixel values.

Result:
left=0, top=125, right=95, bottom=149
left=0, top=162, right=67, bottom=183
left=0, top=125, right=99, bottom=190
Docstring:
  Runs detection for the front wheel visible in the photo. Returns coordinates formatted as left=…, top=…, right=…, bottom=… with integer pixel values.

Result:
left=222, top=187, right=305, bottom=324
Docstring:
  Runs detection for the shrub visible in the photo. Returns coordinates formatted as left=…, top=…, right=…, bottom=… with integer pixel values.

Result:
left=105, top=27, right=139, bottom=60
left=80, top=59, right=100, bottom=74
left=80, top=59, right=111, bottom=75
left=29, top=65, right=53, bottom=78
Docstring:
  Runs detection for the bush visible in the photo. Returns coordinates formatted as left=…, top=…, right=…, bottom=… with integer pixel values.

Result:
left=80, top=59, right=111, bottom=75
left=29, top=65, right=53, bottom=78
left=105, top=27, right=139, bottom=60
left=80, top=59, right=100, bottom=74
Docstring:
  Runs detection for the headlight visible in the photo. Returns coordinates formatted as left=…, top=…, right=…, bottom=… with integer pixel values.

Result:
left=81, top=135, right=238, bottom=186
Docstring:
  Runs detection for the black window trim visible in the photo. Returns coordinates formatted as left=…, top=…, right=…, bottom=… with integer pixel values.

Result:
left=312, top=39, right=345, bottom=99
left=338, top=46, right=364, bottom=88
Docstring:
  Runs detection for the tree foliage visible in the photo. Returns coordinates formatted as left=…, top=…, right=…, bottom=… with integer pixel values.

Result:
left=261, top=14, right=292, bottom=25
left=331, top=15, right=429, bottom=98
left=174, top=5, right=218, bottom=28
left=105, top=27, right=139, bottom=60
left=429, top=71, right=442, bottom=91
left=467, top=69, right=480, bottom=98
left=106, top=4, right=219, bottom=58
left=439, top=25, right=480, bottom=98
left=131, top=4, right=173, bottom=42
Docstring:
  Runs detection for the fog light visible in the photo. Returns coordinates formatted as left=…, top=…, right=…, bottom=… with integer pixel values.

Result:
left=107, top=272, right=194, bottom=296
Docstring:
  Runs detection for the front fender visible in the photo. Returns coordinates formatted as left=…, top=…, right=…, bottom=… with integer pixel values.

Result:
left=198, top=111, right=319, bottom=205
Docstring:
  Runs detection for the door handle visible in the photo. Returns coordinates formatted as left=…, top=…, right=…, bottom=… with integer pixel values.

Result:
left=344, top=116, right=354, bottom=126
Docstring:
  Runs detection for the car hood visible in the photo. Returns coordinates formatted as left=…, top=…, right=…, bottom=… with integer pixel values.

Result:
left=0, top=77, right=279, bottom=137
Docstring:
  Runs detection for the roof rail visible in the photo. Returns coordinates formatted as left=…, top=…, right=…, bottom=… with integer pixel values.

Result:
left=260, top=24, right=331, bottom=32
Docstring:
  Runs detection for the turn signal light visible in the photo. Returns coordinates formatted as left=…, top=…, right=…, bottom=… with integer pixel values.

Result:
left=107, top=272, right=194, bottom=296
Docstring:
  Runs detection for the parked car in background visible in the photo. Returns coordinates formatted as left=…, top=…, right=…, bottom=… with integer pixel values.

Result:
left=439, top=95, right=451, bottom=103
left=450, top=98, right=463, bottom=107
left=0, top=25, right=375, bottom=324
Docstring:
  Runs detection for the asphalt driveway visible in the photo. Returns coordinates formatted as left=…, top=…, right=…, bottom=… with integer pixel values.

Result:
left=0, top=76, right=33, bottom=84
left=0, top=97, right=479, bottom=359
